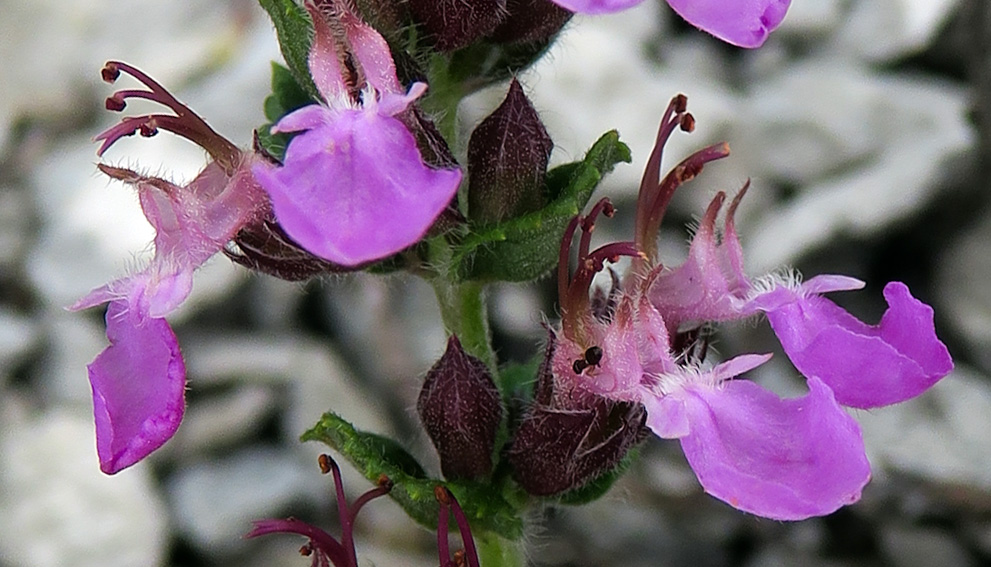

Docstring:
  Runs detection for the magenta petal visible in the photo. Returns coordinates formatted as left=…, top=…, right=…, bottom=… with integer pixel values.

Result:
left=666, top=0, right=791, bottom=48
left=254, top=107, right=461, bottom=266
left=677, top=378, right=870, bottom=520
left=765, top=281, right=953, bottom=409
left=89, top=301, right=185, bottom=474
left=548, top=0, right=643, bottom=15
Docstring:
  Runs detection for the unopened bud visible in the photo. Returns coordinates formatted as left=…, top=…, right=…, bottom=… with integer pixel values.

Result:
left=407, top=0, right=508, bottom=52
left=489, top=0, right=573, bottom=45
left=417, top=335, right=504, bottom=480
left=467, top=79, right=553, bottom=225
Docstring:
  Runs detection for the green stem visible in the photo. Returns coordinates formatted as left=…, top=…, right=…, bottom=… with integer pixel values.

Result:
left=477, top=532, right=526, bottom=567
left=431, top=276, right=496, bottom=371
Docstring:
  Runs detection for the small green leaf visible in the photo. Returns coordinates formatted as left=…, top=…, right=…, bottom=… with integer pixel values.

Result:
left=257, top=0, right=319, bottom=99
left=302, top=412, right=524, bottom=539
left=266, top=62, right=314, bottom=121
left=452, top=131, right=631, bottom=282
left=256, top=62, right=317, bottom=162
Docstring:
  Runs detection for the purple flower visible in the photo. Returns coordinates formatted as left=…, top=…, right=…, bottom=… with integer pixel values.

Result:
left=252, top=1, right=462, bottom=266
left=549, top=0, right=792, bottom=48
left=553, top=217, right=870, bottom=519
left=547, top=94, right=952, bottom=519
left=70, top=61, right=269, bottom=474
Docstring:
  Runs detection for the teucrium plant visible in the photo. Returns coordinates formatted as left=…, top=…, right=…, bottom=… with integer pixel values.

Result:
left=71, top=0, right=954, bottom=565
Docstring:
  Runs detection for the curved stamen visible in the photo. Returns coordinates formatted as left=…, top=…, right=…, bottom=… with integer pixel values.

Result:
left=565, top=241, right=640, bottom=337
left=635, top=95, right=689, bottom=250
left=578, top=198, right=616, bottom=263
left=446, top=490, right=481, bottom=567
left=558, top=216, right=582, bottom=310
left=319, top=455, right=358, bottom=567
left=349, top=475, right=391, bottom=523
left=638, top=142, right=730, bottom=264
left=96, top=61, right=240, bottom=172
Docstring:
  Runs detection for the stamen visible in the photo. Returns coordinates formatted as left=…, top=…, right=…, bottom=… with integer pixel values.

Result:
left=94, top=61, right=241, bottom=172
left=447, top=490, right=481, bottom=567
left=639, top=142, right=730, bottom=262
left=435, top=486, right=451, bottom=567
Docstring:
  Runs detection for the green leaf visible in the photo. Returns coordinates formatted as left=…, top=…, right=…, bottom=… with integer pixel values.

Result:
left=302, top=412, right=524, bottom=539
left=452, top=131, right=631, bottom=282
left=257, top=0, right=319, bottom=99
left=556, top=448, right=638, bottom=506
left=266, top=62, right=314, bottom=121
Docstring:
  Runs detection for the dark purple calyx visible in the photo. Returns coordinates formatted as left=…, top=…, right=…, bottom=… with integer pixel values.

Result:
left=508, top=330, right=647, bottom=496
left=417, top=335, right=503, bottom=481
left=406, top=0, right=508, bottom=51
left=467, top=78, right=553, bottom=225
left=488, top=0, right=573, bottom=44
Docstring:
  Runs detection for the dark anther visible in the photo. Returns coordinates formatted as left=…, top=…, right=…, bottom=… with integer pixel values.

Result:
left=602, top=201, right=616, bottom=217
left=101, top=62, right=121, bottom=83
left=454, top=549, right=467, bottom=567
left=673, top=93, right=688, bottom=113
left=376, top=474, right=393, bottom=489
left=680, top=113, right=696, bottom=133
left=105, top=96, right=126, bottom=112
left=138, top=121, right=158, bottom=137
left=572, top=358, right=589, bottom=374
left=299, top=543, right=313, bottom=557
left=318, top=454, right=332, bottom=474
left=584, top=346, right=603, bottom=366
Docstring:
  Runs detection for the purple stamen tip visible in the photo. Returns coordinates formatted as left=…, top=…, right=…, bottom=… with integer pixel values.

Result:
left=105, top=96, right=126, bottom=112
left=101, top=62, right=121, bottom=83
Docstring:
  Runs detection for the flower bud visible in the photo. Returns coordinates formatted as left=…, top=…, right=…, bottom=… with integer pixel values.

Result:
left=417, top=335, right=504, bottom=480
left=406, top=0, right=508, bottom=52
left=467, top=79, right=553, bottom=225
left=489, top=0, right=573, bottom=45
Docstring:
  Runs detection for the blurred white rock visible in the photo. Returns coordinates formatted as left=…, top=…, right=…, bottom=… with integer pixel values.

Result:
left=835, top=0, right=961, bottom=61
left=0, top=406, right=168, bottom=567
left=0, top=0, right=250, bottom=151
left=740, top=62, right=971, bottom=271
left=938, top=213, right=991, bottom=372
left=861, top=366, right=991, bottom=491
left=166, top=446, right=321, bottom=555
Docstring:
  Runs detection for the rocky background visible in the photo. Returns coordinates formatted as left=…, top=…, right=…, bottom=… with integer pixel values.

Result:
left=0, top=0, right=988, bottom=566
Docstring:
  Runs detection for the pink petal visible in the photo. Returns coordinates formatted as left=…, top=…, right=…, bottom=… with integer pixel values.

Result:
left=272, top=105, right=334, bottom=135
left=647, top=192, right=750, bottom=332
left=666, top=0, right=792, bottom=48
left=89, top=301, right=186, bottom=474
left=253, top=108, right=461, bottom=266
left=675, top=377, right=870, bottom=520
left=548, top=0, right=643, bottom=15
left=303, top=2, right=347, bottom=102
left=763, top=281, right=953, bottom=409
left=644, top=353, right=771, bottom=439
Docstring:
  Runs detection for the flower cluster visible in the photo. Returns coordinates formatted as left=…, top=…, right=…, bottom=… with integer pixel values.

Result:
left=72, top=0, right=461, bottom=474
left=541, top=95, right=953, bottom=520
left=72, top=0, right=957, bottom=563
